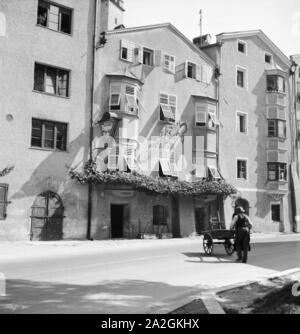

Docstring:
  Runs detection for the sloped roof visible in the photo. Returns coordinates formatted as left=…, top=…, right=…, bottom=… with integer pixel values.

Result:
left=106, top=23, right=216, bottom=66
left=106, top=68, right=144, bottom=85
left=216, top=30, right=291, bottom=67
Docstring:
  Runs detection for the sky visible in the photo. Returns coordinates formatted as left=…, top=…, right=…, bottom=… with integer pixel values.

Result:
left=124, top=0, right=300, bottom=57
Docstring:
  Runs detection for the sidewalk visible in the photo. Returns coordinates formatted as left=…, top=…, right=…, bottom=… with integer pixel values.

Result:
left=1, top=233, right=300, bottom=265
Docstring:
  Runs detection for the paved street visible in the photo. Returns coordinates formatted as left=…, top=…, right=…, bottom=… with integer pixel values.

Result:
left=0, top=236, right=300, bottom=314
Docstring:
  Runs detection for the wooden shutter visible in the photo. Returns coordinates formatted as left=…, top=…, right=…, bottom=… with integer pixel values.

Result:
left=195, top=103, right=208, bottom=125
left=175, top=63, right=186, bottom=81
left=0, top=184, right=8, bottom=219
left=196, top=65, right=202, bottom=82
left=120, top=40, right=135, bottom=62
left=195, top=136, right=206, bottom=178
left=154, top=50, right=162, bottom=67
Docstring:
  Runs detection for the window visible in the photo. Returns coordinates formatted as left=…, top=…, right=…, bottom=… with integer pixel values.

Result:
left=187, top=62, right=196, bottom=79
left=125, top=85, right=138, bottom=113
left=109, top=84, right=121, bottom=111
left=271, top=204, right=281, bottom=222
left=153, top=205, right=168, bottom=226
left=143, top=48, right=154, bottom=66
left=195, top=102, right=217, bottom=128
left=237, top=160, right=247, bottom=180
left=297, top=121, right=300, bottom=141
left=265, top=53, right=272, bottom=64
left=238, top=40, right=246, bottom=54
left=267, top=163, right=287, bottom=181
left=0, top=184, right=9, bottom=220
left=237, top=112, right=247, bottom=134
left=37, top=0, right=72, bottom=34
left=163, top=54, right=175, bottom=73
left=159, top=94, right=176, bottom=122
left=34, top=63, right=70, bottom=97
left=267, top=75, right=286, bottom=93
left=208, top=167, right=222, bottom=180
left=120, top=40, right=134, bottom=62
left=237, top=67, right=247, bottom=88
left=268, top=120, right=286, bottom=138
left=31, top=119, right=67, bottom=151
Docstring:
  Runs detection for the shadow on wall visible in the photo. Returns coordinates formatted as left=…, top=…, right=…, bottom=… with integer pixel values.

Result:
left=252, top=65, right=269, bottom=221
left=1, top=278, right=204, bottom=314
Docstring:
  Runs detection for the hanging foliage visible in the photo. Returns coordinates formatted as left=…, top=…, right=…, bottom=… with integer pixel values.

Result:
left=0, top=166, right=14, bottom=178
left=69, top=162, right=237, bottom=198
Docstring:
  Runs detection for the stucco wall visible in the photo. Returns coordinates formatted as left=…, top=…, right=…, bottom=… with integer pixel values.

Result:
left=0, top=0, right=94, bottom=240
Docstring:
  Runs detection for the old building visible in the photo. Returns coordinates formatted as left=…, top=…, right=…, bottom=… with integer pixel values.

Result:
left=199, top=30, right=297, bottom=232
left=0, top=0, right=105, bottom=241
left=85, top=21, right=231, bottom=240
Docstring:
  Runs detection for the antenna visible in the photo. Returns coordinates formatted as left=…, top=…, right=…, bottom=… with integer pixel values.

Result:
left=199, top=9, right=203, bottom=45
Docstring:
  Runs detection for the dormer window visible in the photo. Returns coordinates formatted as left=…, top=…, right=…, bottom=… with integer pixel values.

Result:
left=267, top=75, right=285, bottom=93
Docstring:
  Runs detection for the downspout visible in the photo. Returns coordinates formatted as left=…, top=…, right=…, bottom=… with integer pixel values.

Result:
left=87, top=0, right=98, bottom=240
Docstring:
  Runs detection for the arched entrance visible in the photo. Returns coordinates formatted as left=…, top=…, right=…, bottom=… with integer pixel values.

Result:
left=235, top=198, right=250, bottom=216
left=31, top=191, right=64, bottom=241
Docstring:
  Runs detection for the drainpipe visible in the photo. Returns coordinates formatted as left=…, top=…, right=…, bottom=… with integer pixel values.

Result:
left=87, top=0, right=98, bottom=240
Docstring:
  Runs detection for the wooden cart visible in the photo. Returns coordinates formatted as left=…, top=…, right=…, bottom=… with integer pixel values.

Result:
left=201, top=216, right=235, bottom=256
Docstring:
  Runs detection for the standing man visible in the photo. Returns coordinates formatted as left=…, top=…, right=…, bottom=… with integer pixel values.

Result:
left=230, top=207, right=253, bottom=263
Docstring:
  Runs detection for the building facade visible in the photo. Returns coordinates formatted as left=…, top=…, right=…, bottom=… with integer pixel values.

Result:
left=89, top=22, right=226, bottom=239
left=199, top=31, right=297, bottom=232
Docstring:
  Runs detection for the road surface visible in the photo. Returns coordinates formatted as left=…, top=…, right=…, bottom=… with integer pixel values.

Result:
left=0, top=237, right=299, bottom=314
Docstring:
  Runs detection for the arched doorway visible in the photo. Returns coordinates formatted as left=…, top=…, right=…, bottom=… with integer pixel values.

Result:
left=235, top=198, right=250, bottom=216
left=31, top=191, right=64, bottom=241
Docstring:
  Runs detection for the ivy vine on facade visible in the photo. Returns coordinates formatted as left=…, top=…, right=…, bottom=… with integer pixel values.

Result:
left=69, top=162, right=237, bottom=198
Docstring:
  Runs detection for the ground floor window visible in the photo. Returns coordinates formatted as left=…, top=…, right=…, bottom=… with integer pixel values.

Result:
left=0, top=184, right=9, bottom=220
left=271, top=204, right=281, bottom=222
left=153, top=205, right=168, bottom=226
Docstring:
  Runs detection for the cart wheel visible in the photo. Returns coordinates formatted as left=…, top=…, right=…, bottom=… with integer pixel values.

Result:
left=203, top=234, right=214, bottom=255
left=224, top=239, right=235, bottom=256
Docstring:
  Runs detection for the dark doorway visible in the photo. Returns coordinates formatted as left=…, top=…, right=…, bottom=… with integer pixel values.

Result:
left=195, top=208, right=206, bottom=234
left=31, top=191, right=64, bottom=241
left=235, top=198, right=250, bottom=216
left=111, top=204, right=124, bottom=239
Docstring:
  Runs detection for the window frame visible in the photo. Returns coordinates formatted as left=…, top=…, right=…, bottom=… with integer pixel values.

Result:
left=37, top=0, right=73, bottom=35
left=142, top=47, right=155, bottom=66
left=31, top=118, right=68, bottom=152
left=266, top=75, right=286, bottom=93
left=34, top=62, right=70, bottom=98
left=163, top=53, right=176, bottom=73
left=236, top=111, right=248, bottom=134
left=267, top=119, right=286, bottom=139
left=236, top=66, right=248, bottom=90
left=271, top=203, right=281, bottom=222
left=0, top=184, right=9, bottom=220
left=237, top=158, right=248, bottom=180
left=186, top=61, right=197, bottom=79
left=237, top=40, right=247, bottom=55
left=267, top=163, right=287, bottom=182
left=159, top=93, right=177, bottom=123
left=265, top=52, right=273, bottom=64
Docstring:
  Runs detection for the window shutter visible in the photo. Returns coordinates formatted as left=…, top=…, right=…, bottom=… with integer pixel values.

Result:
left=175, top=63, right=186, bottom=81
left=160, top=158, right=171, bottom=176
left=0, top=184, right=8, bottom=219
left=154, top=50, right=162, bottom=67
left=195, top=136, right=205, bottom=178
left=195, top=103, right=208, bottom=125
left=196, top=65, right=201, bottom=82
left=136, top=46, right=143, bottom=64
left=120, top=40, right=134, bottom=62
left=49, top=5, right=59, bottom=31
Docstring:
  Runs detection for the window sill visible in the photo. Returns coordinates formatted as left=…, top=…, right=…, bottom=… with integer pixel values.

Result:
left=33, top=90, right=70, bottom=100
left=29, top=147, right=68, bottom=153
left=36, top=24, right=72, bottom=37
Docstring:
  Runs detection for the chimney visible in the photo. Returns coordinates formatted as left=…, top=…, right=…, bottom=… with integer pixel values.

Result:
left=100, top=0, right=125, bottom=33
left=193, top=34, right=212, bottom=48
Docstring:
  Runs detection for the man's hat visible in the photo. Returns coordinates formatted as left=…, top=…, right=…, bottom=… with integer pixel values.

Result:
left=236, top=206, right=245, bottom=214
